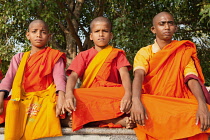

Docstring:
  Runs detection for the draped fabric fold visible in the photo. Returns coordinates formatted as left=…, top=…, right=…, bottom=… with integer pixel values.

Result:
left=5, top=47, right=65, bottom=140
left=81, top=45, right=113, bottom=88
left=22, top=47, right=66, bottom=92
left=72, top=47, right=125, bottom=131
left=134, top=40, right=210, bottom=140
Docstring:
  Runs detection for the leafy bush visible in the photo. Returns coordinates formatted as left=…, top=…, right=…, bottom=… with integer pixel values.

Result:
left=198, top=48, right=210, bottom=86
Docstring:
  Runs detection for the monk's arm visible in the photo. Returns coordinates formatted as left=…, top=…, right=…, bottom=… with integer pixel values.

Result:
left=65, top=71, right=78, bottom=112
left=187, top=79, right=210, bottom=131
left=132, top=69, right=145, bottom=99
left=0, top=92, right=4, bottom=114
left=119, top=67, right=132, bottom=113
left=56, top=90, right=65, bottom=117
left=131, top=69, right=148, bottom=125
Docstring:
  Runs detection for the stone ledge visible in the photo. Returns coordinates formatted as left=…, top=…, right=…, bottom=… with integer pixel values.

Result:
left=0, top=127, right=135, bottom=135
left=62, top=127, right=135, bottom=135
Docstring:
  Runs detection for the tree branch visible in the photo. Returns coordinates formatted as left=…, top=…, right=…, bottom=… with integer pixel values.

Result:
left=64, top=1, right=89, bottom=37
left=56, top=1, right=83, bottom=51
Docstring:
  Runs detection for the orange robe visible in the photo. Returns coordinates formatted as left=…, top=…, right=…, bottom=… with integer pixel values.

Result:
left=71, top=46, right=129, bottom=131
left=134, top=40, right=210, bottom=140
left=5, top=47, right=66, bottom=140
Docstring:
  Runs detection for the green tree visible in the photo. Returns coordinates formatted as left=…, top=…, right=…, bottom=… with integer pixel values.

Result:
left=0, top=0, right=209, bottom=84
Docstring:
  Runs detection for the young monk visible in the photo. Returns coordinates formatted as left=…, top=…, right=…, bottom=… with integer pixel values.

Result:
left=64, top=16, right=133, bottom=131
left=0, top=19, right=66, bottom=140
left=131, top=11, right=210, bottom=140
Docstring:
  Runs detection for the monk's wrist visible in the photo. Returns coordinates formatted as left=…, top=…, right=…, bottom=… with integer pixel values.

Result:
left=195, top=96, right=206, bottom=105
left=124, top=91, right=132, bottom=96
left=65, top=91, right=74, bottom=96
left=197, top=100, right=207, bottom=106
left=132, top=96, right=141, bottom=101
left=58, top=90, right=65, bottom=96
left=0, top=92, right=5, bottom=100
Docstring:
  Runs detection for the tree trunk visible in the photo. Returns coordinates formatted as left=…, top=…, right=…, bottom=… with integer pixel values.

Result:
left=65, top=33, right=77, bottom=67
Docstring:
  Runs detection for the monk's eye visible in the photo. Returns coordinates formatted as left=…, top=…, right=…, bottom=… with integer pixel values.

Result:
left=42, top=31, right=47, bottom=34
left=159, top=22, right=165, bottom=26
left=168, top=21, right=175, bottom=26
left=103, top=30, right=108, bottom=32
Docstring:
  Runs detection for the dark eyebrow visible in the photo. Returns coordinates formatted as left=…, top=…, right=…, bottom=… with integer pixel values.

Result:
left=159, top=21, right=174, bottom=24
left=30, top=29, right=47, bottom=31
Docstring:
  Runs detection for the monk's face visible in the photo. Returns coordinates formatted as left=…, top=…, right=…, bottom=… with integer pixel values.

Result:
left=90, top=21, right=113, bottom=49
left=151, top=13, right=177, bottom=42
left=26, top=22, right=50, bottom=49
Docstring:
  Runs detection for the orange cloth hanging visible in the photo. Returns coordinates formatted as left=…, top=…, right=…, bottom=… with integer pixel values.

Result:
left=5, top=48, right=65, bottom=140
left=23, top=47, right=66, bottom=92
left=134, top=40, right=210, bottom=140
left=72, top=47, right=126, bottom=131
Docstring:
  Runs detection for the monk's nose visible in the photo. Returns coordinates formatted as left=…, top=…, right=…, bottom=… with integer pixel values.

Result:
left=37, top=32, right=41, bottom=37
left=99, top=31, right=103, bottom=36
left=165, top=23, right=170, bottom=29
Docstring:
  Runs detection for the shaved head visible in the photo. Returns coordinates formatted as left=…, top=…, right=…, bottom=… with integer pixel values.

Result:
left=90, top=16, right=112, bottom=32
left=28, top=19, right=49, bottom=32
left=151, top=11, right=177, bottom=45
left=153, top=12, right=174, bottom=26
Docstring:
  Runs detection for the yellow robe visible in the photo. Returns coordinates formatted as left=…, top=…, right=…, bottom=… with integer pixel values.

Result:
left=5, top=51, right=62, bottom=140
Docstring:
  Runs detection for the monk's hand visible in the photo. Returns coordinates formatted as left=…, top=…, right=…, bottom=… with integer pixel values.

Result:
left=56, top=91, right=65, bottom=117
left=131, top=98, right=148, bottom=126
left=0, top=92, right=4, bottom=115
left=120, top=93, right=132, bottom=113
left=196, top=102, right=210, bottom=131
left=0, top=101, right=3, bottom=115
left=64, top=93, right=76, bottom=113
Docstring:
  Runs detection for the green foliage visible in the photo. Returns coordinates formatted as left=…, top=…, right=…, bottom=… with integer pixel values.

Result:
left=199, top=2, right=210, bottom=24
left=0, top=0, right=209, bottom=82
left=106, top=0, right=210, bottom=81
left=198, top=49, right=210, bottom=86
left=197, top=38, right=210, bottom=86
left=0, top=44, right=15, bottom=75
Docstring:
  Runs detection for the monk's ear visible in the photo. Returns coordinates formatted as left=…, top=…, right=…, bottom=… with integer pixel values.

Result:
left=90, top=33, right=93, bottom=40
left=26, top=32, right=30, bottom=40
left=110, top=32, right=113, bottom=40
left=151, top=26, right=156, bottom=34
left=47, top=33, right=52, bottom=41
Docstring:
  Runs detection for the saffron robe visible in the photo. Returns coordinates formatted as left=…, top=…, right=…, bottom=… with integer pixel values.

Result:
left=67, top=46, right=131, bottom=131
left=0, top=52, right=66, bottom=124
left=133, top=40, right=210, bottom=140
left=5, top=47, right=66, bottom=140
